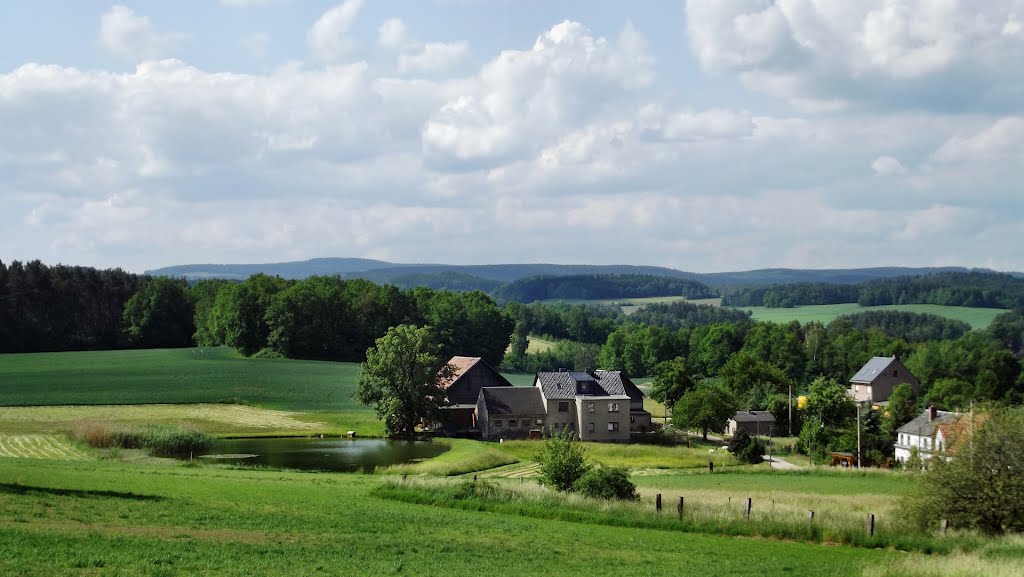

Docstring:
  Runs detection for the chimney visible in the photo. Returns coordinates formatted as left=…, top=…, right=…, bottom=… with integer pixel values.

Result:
left=928, top=406, right=937, bottom=422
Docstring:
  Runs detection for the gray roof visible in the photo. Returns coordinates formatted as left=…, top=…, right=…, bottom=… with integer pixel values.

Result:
left=479, top=387, right=546, bottom=415
left=897, top=409, right=961, bottom=437
left=731, top=411, right=776, bottom=423
left=850, top=356, right=897, bottom=384
left=535, top=370, right=643, bottom=401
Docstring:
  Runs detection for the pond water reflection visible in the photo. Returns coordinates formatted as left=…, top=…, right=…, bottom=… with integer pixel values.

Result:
left=196, top=437, right=448, bottom=472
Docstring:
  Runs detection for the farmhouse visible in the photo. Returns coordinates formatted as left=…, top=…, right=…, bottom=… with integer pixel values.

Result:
left=474, top=369, right=652, bottom=442
left=726, top=411, right=776, bottom=437
left=437, top=356, right=512, bottom=433
left=848, top=356, right=920, bottom=405
left=894, top=407, right=962, bottom=464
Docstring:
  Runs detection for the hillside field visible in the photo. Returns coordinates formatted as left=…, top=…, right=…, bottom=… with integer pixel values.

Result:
left=733, top=303, right=1007, bottom=330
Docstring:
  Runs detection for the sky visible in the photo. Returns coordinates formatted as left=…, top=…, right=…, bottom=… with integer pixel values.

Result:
left=1, top=0, right=1023, bottom=274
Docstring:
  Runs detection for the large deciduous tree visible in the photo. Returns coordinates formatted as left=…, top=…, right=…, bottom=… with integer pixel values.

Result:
left=673, top=381, right=737, bottom=440
left=650, top=356, right=696, bottom=411
left=901, top=407, right=1024, bottom=534
left=121, top=277, right=195, bottom=349
left=355, top=324, right=453, bottom=438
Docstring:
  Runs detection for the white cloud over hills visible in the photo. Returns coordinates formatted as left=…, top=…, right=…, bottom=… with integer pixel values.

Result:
left=0, top=1, right=1021, bottom=272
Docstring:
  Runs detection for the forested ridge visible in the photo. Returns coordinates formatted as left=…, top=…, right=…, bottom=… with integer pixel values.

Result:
left=492, top=274, right=716, bottom=302
left=721, top=272, right=1024, bottom=309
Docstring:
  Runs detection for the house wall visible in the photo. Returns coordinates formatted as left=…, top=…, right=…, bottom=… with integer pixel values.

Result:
left=630, top=411, right=652, bottom=432
left=894, top=432, right=943, bottom=463
left=575, top=396, right=630, bottom=442
left=727, top=420, right=775, bottom=437
left=481, top=414, right=545, bottom=440
left=543, top=398, right=577, bottom=436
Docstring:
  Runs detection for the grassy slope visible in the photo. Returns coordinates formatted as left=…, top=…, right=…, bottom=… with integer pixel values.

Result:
left=0, top=458, right=893, bottom=577
left=729, top=303, right=1007, bottom=330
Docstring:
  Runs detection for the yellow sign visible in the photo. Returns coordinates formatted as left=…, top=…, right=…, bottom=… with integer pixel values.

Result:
left=797, top=395, right=808, bottom=410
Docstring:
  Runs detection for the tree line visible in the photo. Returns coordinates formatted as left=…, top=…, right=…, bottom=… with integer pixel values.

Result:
left=0, top=260, right=146, bottom=353
left=721, top=272, right=1024, bottom=309
left=492, top=274, right=716, bottom=303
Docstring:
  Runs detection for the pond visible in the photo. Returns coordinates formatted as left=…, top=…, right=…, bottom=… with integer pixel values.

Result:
left=194, top=437, right=449, bottom=472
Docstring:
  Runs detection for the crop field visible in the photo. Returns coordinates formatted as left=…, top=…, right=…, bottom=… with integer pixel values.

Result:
left=0, top=435, right=90, bottom=460
left=0, top=458, right=903, bottom=577
left=0, top=347, right=360, bottom=410
left=730, top=303, right=1008, bottom=329
left=0, top=404, right=326, bottom=436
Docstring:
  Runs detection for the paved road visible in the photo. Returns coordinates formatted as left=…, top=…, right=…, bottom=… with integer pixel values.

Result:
left=764, top=455, right=800, bottom=470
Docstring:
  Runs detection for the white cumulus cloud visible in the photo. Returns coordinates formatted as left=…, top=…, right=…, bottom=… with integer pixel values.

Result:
left=308, top=0, right=364, bottom=64
left=99, top=5, right=182, bottom=61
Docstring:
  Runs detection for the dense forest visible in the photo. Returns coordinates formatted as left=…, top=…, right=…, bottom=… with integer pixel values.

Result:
left=832, top=310, right=971, bottom=343
left=720, top=272, right=1024, bottom=309
left=857, top=272, right=1024, bottom=308
left=721, top=283, right=860, bottom=307
left=0, top=260, right=146, bottom=353
left=491, top=274, right=716, bottom=303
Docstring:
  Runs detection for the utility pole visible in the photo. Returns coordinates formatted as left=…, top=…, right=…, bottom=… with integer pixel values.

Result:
left=788, top=383, right=793, bottom=437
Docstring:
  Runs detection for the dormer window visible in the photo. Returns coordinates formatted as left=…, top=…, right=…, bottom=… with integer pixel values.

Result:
left=580, top=382, right=589, bottom=393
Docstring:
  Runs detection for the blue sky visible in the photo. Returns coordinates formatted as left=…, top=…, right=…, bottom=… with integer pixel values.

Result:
left=1, top=1, right=1022, bottom=273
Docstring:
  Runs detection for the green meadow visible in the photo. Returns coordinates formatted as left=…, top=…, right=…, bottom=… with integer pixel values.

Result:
left=727, top=303, right=1007, bottom=330
left=0, top=458, right=897, bottom=577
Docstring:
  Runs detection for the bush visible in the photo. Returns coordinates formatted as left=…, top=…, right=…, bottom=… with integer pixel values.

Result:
left=573, top=465, right=638, bottom=500
left=69, top=421, right=214, bottom=457
left=727, top=429, right=765, bottom=464
left=534, top=430, right=590, bottom=492
left=251, top=347, right=285, bottom=359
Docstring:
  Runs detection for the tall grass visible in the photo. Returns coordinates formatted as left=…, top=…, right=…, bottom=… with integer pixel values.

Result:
left=862, top=536, right=1024, bottom=577
left=375, top=477, right=989, bottom=553
left=68, top=421, right=213, bottom=457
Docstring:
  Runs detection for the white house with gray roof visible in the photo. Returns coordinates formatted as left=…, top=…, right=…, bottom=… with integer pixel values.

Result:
left=894, top=407, right=962, bottom=464
left=849, top=356, right=921, bottom=405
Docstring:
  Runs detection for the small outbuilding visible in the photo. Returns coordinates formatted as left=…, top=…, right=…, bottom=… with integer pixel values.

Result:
left=726, top=411, right=776, bottom=437
left=476, top=387, right=547, bottom=440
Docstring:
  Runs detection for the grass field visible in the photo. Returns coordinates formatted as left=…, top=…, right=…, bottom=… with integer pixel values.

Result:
left=0, top=457, right=901, bottom=577
left=727, top=303, right=1008, bottom=329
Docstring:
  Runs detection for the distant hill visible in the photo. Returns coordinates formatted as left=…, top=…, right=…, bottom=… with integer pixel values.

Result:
left=146, top=259, right=1012, bottom=288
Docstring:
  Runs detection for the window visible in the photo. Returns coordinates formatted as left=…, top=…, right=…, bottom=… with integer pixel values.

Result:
left=630, top=415, right=636, bottom=423
left=893, top=369, right=898, bottom=377
left=580, top=382, right=589, bottom=392
left=558, top=401, right=569, bottom=412
left=535, top=418, right=544, bottom=426
left=587, top=422, right=595, bottom=433
left=608, top=422, right=619, bottom=432
left=587, top=401, right=595, bottom=413
left=522, top=419, right=530, bottom=427
left=608, top=402, right=620, bottom=413
left=494, top=420, right=503, bottom=428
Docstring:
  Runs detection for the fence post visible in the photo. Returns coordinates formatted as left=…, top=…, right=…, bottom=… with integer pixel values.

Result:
left=656, top=493, right=662, bottom=514
left=677, top=496, right=684, bottom=520
left=807, top=510, right=814, bottom=522
left=940, top=519, right=949, bottom=535
left=745, top=497, right=752, bottom=521
left=866, top=513, right=875, bottom=537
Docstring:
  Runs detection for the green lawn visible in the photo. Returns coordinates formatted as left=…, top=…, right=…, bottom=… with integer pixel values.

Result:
left=0, top=347, right=359, bottom=410
left=0, top=457, right=898, bottom=577
left=730, top=303, right=1008, bottom=330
